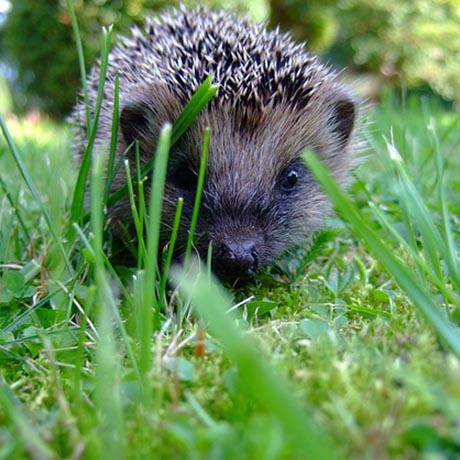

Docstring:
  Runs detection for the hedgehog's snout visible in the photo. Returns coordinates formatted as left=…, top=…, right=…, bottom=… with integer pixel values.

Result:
left=213, top=240, right=259, bottom=279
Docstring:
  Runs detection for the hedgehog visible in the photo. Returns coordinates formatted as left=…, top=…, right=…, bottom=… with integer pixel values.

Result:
left=73, top=6, right=358, bottom=279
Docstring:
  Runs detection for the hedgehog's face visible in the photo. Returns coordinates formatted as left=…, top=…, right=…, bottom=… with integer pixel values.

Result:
left=119, top=86, right=356, bottom=280
left=181, top=156, right=320, bottom=279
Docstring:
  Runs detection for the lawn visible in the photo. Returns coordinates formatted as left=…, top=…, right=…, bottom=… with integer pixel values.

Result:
left=1, top=91, right=460, bottom=460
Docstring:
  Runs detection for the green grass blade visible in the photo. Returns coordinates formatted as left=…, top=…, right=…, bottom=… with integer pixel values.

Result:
left=70, top=26, right=112, bottom=229
left=135, top=142, right=147, bottom=267
left=104, top=72, right=120, bottom=203
left=124, top=155, right=146, bottom=267
left=184, top=127, right=210, bottom=265
left=65, top=0, right=91, bottom=130
left=431, top=124, right=460, bottom=294
left=368, top=201, right=455, bottom=306
left=171, top=267, right=339, bottom=460
left=171, top=76, right=219, bottom=145
left=304, top=152, right=460, bottom=357
left=140, top=124, right=172, bottom=373
left=91, top=147, right=125, bottom=460
left=387, top=142, right=446, bottom=279
left=160, top=197, right=184, bottom=305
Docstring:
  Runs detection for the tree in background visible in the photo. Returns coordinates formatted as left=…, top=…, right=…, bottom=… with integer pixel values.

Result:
left=1, top=0, right=76, bottom=116
left=0, top=0, right=171, bottom=117
left=270, top=0, right=460, bottom=104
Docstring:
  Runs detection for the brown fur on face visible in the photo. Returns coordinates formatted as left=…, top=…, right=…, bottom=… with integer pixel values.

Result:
left=72, top=7, right=358, bottom=278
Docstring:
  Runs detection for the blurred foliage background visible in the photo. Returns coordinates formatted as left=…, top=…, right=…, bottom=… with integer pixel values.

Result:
left=0, top=0, right=459, bottom=118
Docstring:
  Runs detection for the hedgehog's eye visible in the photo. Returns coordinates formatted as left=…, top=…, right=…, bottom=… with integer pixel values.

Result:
left=280, top=167, right=299, bottom=193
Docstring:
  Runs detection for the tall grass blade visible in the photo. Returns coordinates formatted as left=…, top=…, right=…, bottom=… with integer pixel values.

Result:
left=104, top=72, right=120, bottom=203
left=91, top=148, right=125, bottom=460
left=124, top=156, right=146, bottom=267
left=135, top=142, right=147, bottom=266
left=184, top=127, right=210, bottom=265
left=160, top=197, right=184, bottom=305
left=431, top=123, right=460, bottom=294
left=368, top=201, right=455, bottom=307
left=171, top=76, right=218, bottom=144
left=70, top=26, right=112, bottom=229
left=65, top=0, right=91, bottom=130
left=140, top=124, right=172, bottom=373
left=387, top=141, right=445, bottom=279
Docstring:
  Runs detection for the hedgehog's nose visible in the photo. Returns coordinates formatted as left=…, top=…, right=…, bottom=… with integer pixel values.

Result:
left=214, top=241, right=259, bottom=279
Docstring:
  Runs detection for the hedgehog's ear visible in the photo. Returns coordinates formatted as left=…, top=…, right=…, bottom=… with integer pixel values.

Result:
left=120, top=100, right=154, bottom=147
left=328, top=97, right=356, bottom=148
